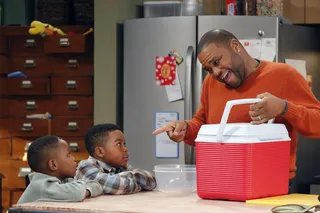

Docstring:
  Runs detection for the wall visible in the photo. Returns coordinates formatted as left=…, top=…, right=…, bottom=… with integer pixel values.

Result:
left=1, top=0, right=34, bottom=26
left=94, top=0, right=152, bottom=124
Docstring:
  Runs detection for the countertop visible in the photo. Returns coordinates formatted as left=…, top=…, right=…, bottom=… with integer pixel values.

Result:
left=13, top=190, right=273, bottom=213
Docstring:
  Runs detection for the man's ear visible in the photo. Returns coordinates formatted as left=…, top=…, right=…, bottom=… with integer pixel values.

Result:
left=95, top=146, right=105, bottom=158
left=48, top=159, right=58, bottom=171
left=230, top=39, right=241, bottom=53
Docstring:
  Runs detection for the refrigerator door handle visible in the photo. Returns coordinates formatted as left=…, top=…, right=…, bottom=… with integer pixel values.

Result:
left=193, top=58, right=203, bottom=115
left=184, top=46, right=195, bottom=165
left=184, top=46, right=194, bottom=121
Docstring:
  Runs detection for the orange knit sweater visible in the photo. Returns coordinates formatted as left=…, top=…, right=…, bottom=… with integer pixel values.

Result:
left=184, top=60, right=320, bottom=179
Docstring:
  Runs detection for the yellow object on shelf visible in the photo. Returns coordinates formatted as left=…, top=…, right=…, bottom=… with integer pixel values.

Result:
left=246, top=194, right=319, bottom=206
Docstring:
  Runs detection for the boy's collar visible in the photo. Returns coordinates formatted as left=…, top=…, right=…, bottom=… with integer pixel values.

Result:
left=88, top=156, right=125, bottom=173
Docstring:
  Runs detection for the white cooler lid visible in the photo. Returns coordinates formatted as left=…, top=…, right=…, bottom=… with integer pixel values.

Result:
left=195, top=123, right=290, bottom=143
left=143, top=1, right=181, bottom=5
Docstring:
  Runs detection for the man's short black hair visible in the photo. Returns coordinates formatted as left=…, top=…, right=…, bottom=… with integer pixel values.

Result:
left=198, top=29, right=239, bottom=55
left=27, top=135, right=60, bottom=173
left=84, top=123, right=121, bottom=157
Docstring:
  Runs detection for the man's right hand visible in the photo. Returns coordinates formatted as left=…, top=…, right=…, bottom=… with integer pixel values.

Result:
left=152, top=120, right=188, bottom=143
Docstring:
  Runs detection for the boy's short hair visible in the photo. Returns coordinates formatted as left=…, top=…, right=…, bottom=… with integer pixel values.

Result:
left=85, top=123, right=121, bottom=156
left=28, top=135, right=60, bottom=173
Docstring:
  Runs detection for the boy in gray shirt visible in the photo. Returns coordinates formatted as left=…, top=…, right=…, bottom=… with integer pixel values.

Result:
left=18, top=135, right=103, bottom=204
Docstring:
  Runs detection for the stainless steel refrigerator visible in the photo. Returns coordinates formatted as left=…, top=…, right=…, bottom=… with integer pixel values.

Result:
left=121, top=16, right=320, bottom=192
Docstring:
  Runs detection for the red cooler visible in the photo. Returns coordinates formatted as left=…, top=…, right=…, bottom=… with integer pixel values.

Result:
left=195, top=98, right=291, bottom=201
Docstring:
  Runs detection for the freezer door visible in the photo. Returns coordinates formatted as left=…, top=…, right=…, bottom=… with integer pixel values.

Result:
left=197, top=16, right=280, bottom=61
left=123, top=17, right=196, bottom=172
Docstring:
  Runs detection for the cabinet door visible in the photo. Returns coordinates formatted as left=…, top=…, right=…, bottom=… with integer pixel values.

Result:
left=0, top=56, right=8, bottom=74
left=9, top=97, right=52, bottom=118
left=9, top=56, right=51, bottom=77
left=8, top=119, right=50, bottom=137
left=10, top=36, right=44, bottom=56
left=52, top=117, right=93, bottom=137
left=51, top=54, right=93, bottom=76
left=51, top=96, right=93, bottom=116
left=0, top=35, right=8, bottom=54
left=44, top=35, right=91, bottom=53
left=6, top=78, right=50, bottom=95
left=51, top=77, right=92, bottom=95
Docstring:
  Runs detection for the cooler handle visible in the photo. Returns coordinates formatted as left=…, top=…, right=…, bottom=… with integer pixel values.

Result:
left=217, top=98, right=275, bottom=142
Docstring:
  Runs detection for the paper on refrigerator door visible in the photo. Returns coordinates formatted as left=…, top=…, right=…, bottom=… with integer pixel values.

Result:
left=154, top=111, right=179, bottom=158
left=239, top=39, right=262, bottom=59
left=260, top=38, right=276, bottom=62
left=285, top=59, right=307, bottom=79
left=165, top=71, right=183, bottom=102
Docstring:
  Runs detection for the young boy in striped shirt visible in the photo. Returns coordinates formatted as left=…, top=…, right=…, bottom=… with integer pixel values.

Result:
left=75, top=123, right=157, bottom=195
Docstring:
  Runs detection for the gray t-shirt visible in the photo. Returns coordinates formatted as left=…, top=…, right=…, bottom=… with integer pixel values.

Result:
left=18, top=172, right=88, bottom=204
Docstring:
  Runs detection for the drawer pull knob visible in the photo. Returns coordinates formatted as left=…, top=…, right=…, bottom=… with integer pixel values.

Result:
left=67, top=122, right=78, bottom=131
left=25, top=39, right=36, bottom=48
left=66, top=80, right=77, bottom=89
left=24, top=142, right=32, bottom=151
left=20, top=80, right=33, bottom=89
left=69, top=142, right=79, bottom=152
left=18, top=167, right=32, bottom=177
left=21, top=123, right=33, bottom=132
left=68, top=101, right=79, bottom=110
left=24, top=59, right=36, bottom=68
left=59, top=38, right=70, bottom=47
left=67, top=59, right=78, bottom=68
left=25, top=100, right=36, bottom=110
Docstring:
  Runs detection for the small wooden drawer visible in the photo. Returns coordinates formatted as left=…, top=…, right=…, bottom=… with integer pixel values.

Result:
left=11, top=190, right=24, bottom=205
left=52, top=96, right=93, bottom=116
left=0, top=119, right=10, bottom=138
left=0, top=35, right=8, bottom=54
left=44, top=35, right=89, bottom=53
left=0, top=56, right=8, bottom=74
left=9, top=97, right=52, bottom=117
left=0, top=98, right=9, bottom=118
left=6, top=78, right=50, bottom=95
left=0, top=138, right=11, bottom=156
left=59, top=26, right=91, bottom=34
left=10, top=36, right=44, bottom=56
left=51, top=77, right=92, bottom=95
left=2, top=26, right=30, bottom=36
left=63, top=137, right=87, bottom=154
left=9, top=57, right=51, bottom=77
left=11, top=137, right=36, bottom=160
left=8, top=119, right=50, bottom=137
left=0, top=158, right=29, bottom=190
left=51, top=54, right=93, bottom=76
left=52, top=117, right=93, bottom=137
left=8, top=160, right=30, bottom=189
left=2, top=189, right=10, bottom=212
left=0, top=78, right=6, bottom=95
left=0, top=157, right=10, bottom=188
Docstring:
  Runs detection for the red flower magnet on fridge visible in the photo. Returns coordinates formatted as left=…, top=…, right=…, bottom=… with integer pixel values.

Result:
left=156, top=56, right=176, bottom=86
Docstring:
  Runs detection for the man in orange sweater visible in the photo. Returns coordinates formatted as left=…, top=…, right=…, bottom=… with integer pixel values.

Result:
left=153, top=29, right=320, bottom=180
